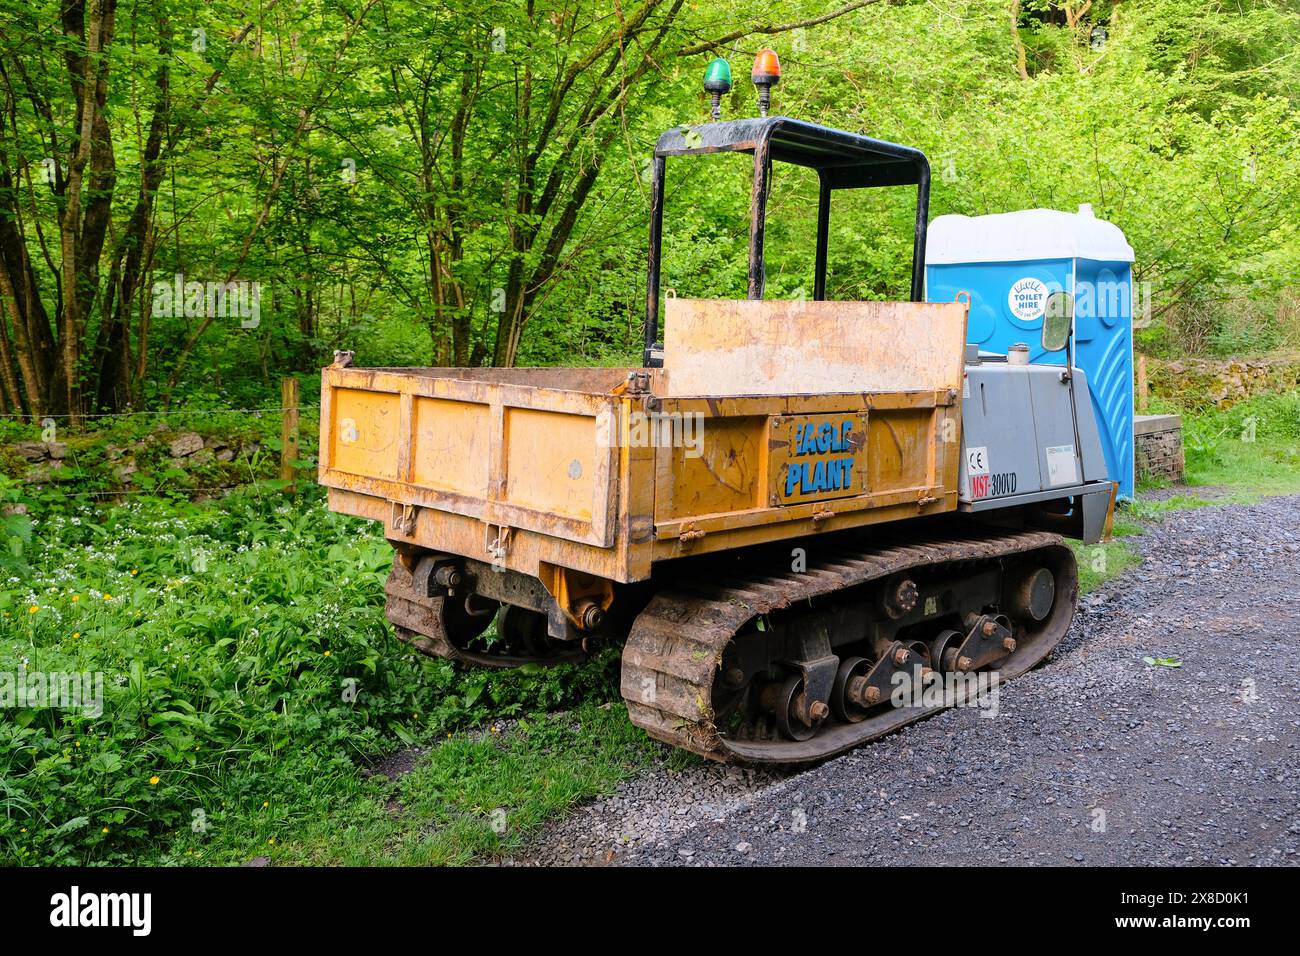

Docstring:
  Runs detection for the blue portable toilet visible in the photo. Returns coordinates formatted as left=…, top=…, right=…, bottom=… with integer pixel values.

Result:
left=925, top=205, right=1136, bottom=499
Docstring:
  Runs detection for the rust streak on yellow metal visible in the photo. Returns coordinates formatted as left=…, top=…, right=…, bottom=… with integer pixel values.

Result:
left=1101, top=480, right=1119, bottom=542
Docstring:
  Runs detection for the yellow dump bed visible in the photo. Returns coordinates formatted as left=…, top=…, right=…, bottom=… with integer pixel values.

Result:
left=320, top=298, right=967, bottom=584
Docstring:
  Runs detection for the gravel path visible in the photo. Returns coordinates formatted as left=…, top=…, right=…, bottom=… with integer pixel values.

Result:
left=511, top=494, right=1300, bottom=866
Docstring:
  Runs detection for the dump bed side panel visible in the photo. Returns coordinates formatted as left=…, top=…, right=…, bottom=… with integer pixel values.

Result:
left=320, top=299, right=969, bottom=582
left=647, top=391, right=960, bottom=547
left=320, top=368, right=619, bottom=550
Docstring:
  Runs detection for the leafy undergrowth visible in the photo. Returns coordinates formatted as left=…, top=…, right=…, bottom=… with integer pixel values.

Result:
left=0, top=485, right=635, bottom=866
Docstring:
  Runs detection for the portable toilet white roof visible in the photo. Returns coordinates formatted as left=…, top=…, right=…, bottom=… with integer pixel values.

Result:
left=926, top=205, right=1135, bottom=265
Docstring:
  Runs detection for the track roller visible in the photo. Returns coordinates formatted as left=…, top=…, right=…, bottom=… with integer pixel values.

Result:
left=763, top=675, right=826, bottom=741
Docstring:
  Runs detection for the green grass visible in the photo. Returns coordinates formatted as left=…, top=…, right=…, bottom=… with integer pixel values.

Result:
left=251, top=703, right=656, bottom=866
left=1074, top=538, right=1142, bottom=594
left=1179, top=390, right=1300, bottom=495
left=1123, top=492, right=1219, bottom=520
left=1108, top=390, right=1300, bottom=527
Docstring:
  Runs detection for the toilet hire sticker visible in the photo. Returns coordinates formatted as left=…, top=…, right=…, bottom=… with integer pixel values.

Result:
left=1008, top=277, right=1048, bottom=320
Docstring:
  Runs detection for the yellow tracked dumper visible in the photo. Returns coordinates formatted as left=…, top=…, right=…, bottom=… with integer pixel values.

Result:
left=319, top=76, right=1116, bottom=763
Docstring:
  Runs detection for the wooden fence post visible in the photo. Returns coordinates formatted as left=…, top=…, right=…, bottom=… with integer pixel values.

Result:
left=1136, top=353, right=1149, bottom=414
left=281, top=377, right=300, bottom=490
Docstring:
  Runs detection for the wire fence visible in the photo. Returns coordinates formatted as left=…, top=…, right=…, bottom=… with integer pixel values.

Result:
left=13, top=483, right=298, bottom=500
left=0, top=377, right=317, bottom=505
left=0, top=405, right=321, bottom=422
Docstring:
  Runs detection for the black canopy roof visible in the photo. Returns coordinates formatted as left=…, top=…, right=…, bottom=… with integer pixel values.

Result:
left=653, top=116, right=928, bottom=189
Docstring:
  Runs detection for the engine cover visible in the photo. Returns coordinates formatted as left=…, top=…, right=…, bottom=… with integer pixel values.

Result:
left=958, top=358, right=1108, bottom=505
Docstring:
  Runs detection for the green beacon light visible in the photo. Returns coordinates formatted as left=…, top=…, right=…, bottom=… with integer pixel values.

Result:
left=703, top=57, right=733, bottom=121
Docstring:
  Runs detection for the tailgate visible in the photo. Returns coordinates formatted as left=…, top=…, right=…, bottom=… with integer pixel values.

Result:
left=319, top=366, right=620, bottom=548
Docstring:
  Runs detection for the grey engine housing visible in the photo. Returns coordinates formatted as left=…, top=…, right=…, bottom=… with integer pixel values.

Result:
left=958, top=353, right=1113, bottom=543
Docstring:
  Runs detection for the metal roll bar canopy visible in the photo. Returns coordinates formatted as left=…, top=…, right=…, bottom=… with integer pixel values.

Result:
left=643, top=116, right=931, bottom=367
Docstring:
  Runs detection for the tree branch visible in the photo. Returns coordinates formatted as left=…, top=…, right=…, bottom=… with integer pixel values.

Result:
left=679, top=0, right=885, bottom=56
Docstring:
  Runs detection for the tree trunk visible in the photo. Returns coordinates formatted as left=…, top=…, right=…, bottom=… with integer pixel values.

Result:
left=93, top=8, right=169, bottom=411
left=57, top=0, right=119, bottom=422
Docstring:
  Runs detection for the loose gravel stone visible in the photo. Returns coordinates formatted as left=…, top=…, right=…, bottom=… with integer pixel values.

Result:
left=510, top=493, right=1300, bottom=867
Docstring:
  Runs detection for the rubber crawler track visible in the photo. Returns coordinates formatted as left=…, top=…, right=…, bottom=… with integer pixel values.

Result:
left=385, top=561, right=583, bottom=668
left=619, top=529, right=1078, bottom=764
left=385, top=561, right=467, bottom=658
